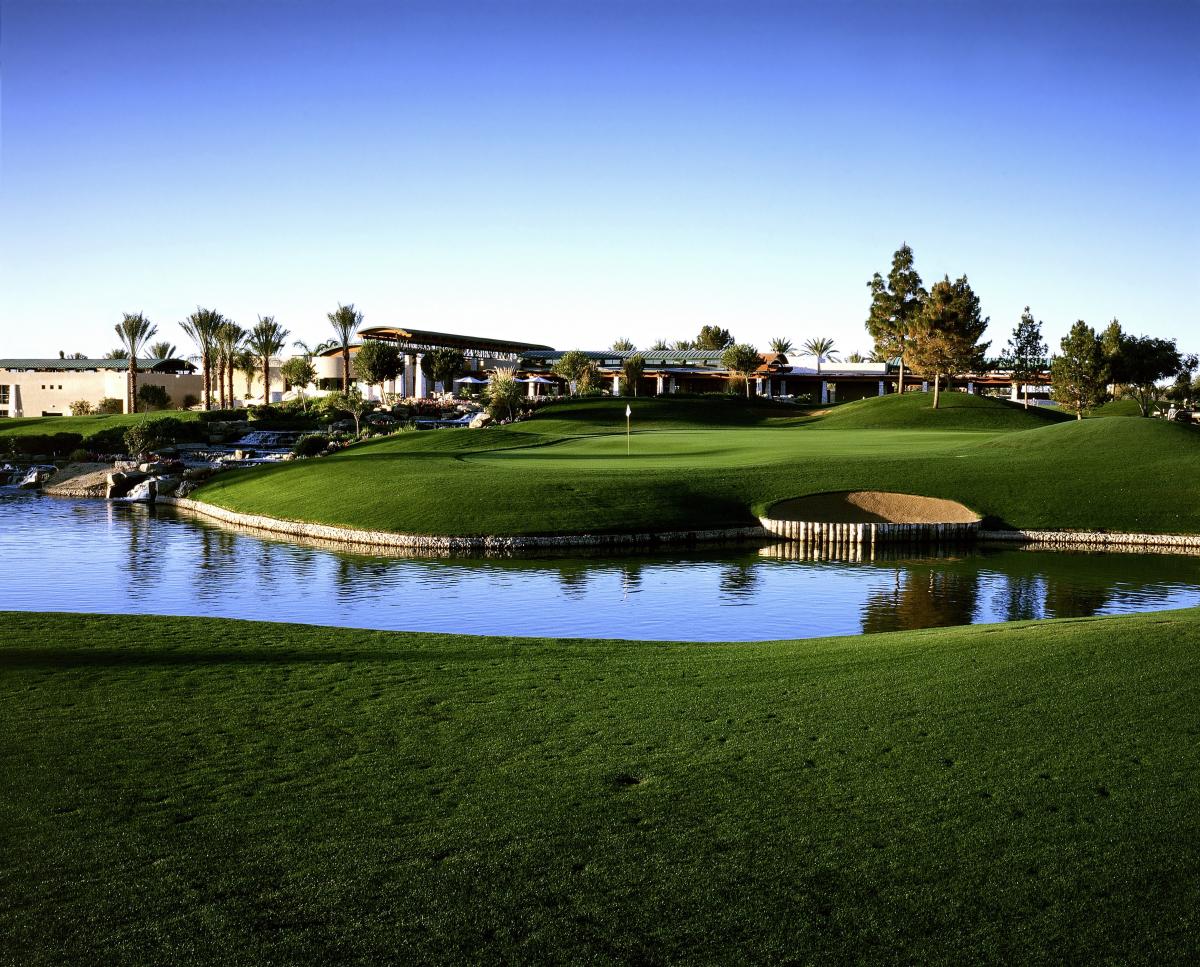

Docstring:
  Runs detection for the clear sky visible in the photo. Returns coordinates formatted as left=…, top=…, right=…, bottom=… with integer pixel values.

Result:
left=1, top=0, right=1197, bottom=359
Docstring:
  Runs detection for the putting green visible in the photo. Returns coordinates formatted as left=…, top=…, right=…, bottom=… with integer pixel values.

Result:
left=192, top=394, right=1200, bottom=537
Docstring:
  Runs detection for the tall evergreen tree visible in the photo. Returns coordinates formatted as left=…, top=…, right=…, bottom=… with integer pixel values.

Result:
left=1050, top=321, right=1107, bottom=420
left=695, top=325, right=735, bottom=351
left=1003, top=307, right=1048, bottom=408
left=866, top=243, right=927, bottom=394
left=906, top=276, right=990, bottom=409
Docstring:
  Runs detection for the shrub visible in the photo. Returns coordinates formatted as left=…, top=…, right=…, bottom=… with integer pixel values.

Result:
left=49, top=432, right=84, bottom=455
left=137, top=384, right=172, bottom=410
left=123, top=421, right=166, bottom=456
left=81, top=427, right=128, bottom=454
left=197, top=408, right=249, bottom=423
left=69, top=400, right=94, bottom=416
left=292, top=434, right=330, bottom=458
left=96, top=398, right=123, bottom=415
left=181, top=393, right=200, bottom=409
left=68, top=448, right=89, bottom=462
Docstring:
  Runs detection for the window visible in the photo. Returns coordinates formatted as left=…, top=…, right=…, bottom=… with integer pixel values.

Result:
left=0, top=385, right=8, bottom=404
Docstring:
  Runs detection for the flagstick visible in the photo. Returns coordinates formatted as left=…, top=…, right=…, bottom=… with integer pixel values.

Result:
left=626, top=404, right=631, bottom=456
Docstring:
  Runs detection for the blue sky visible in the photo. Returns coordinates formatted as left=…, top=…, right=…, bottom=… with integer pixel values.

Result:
left=1, top=0, right=1197, bottom=358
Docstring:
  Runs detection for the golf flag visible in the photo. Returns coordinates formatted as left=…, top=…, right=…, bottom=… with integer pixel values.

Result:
left=625, top=405, right=632, bottom=418
left=625, top=404, right=632, bottom=454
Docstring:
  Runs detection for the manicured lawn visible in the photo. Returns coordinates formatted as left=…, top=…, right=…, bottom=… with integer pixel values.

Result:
left=0, top=411, right=202, bottom=437
left=1, top=610, right=1196, bottom=963
left=193, top=393, right=1200, bottom=536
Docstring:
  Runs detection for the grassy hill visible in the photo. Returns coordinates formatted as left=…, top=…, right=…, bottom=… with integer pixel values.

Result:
left=191, top=393, right=1200, bottom=537
left=0, top=410, right=202, bottom=438
left=815, top=390, right=1070, bottom=431
left=3, top=609, right=1197, bottom=964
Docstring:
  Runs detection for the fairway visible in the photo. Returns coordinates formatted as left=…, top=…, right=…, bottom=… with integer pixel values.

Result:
left=2, top=609, right=1197, bottom=964
left=193, top=394, right=1200, bottom=537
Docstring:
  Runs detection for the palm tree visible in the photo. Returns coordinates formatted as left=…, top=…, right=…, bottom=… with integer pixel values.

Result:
left=215, top=321, right=246, bottom=407
left=147, top=341, right=178, bottom=361
left=327, top=303, right=363, bottom=390
left=180, top=308, right=225, bottom=410
left=235, top=349, right=258, bottom=399
left=769, top=337, right=794, bottom=355
left=113, top=312, right=157, bottom=414
left=650, top=339, right=670, bottom=352
left=247, top=316, right=290, bottom=405
left=611, top=337, right=635, bottom=352
left=803, top=337, right=838, bottom=374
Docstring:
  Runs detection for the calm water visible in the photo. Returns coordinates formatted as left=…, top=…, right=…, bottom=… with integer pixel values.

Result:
left=1, top=490, right=1198, bottom=641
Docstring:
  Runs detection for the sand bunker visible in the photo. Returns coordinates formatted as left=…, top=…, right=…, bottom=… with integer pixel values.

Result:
left=768, top=491, right=980, bottom=525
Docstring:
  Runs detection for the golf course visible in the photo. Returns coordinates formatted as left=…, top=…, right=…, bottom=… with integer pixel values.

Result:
left=2, top=609, right=1197, bottom=964
left=4, top=393, right=1199, bottom=964
left=192, top=392, right=1200, bottom=537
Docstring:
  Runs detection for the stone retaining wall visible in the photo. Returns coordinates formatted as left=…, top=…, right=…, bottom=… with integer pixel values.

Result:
left=979, top=529, right=1200, bottom=551
left=758, top=517, right=980, bottom=546
left=159, top=497, right=767, bottom=551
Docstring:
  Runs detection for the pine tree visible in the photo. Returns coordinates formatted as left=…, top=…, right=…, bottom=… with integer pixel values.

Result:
left=1050, top=321, right=1107, bottom=420
left=1004, top=308, right=1048, bottom=408
left=906, top=276, right=990, bottom=409
left=866, top=243, right=927, bottom=394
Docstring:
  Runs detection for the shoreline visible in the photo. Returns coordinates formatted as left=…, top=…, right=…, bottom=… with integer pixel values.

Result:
left=158, top=496, right=769, bottom=550
left=154, top=495, right=1200, bottom=554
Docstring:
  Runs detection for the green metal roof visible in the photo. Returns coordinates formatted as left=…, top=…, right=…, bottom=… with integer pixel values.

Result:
left=0, top=358, right=196, bottom=372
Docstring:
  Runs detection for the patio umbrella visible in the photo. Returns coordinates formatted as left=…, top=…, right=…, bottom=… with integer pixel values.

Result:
left=454, top=375, right=489, bottom=384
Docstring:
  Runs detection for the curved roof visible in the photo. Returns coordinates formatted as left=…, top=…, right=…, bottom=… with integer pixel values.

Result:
left=349, top=327, right=554, bottom=356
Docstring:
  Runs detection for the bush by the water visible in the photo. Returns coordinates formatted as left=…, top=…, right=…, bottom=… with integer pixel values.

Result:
left=96, top=398, right=124, bottom=415
left=122, top=417, right=202, bottom=455
left=197, top=408, right=249, bottom=423
left=3, top=432, right=85, bottom=458
left=292, top=434, right=330, bottom=458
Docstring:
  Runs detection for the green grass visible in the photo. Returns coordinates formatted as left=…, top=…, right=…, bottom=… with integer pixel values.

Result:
left=813, top=390, right=1070, bottom=430
left=193, top=393, right=1200, bottom=536
left=0, top=411, right=203, bottom=437
left=1, top=609, right=1196, bottom=963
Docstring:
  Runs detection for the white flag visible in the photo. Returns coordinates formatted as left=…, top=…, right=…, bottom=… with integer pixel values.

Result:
left=625, top=405, right=632, bottom=418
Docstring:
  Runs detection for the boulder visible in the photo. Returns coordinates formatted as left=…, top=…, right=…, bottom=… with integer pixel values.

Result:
left=469, top=413, right=492, bottom=429
left=105, top=470, right=148, bottom=500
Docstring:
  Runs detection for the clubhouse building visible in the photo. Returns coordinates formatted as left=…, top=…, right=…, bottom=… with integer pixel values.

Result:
left=313, top=329, right=1046, bottom=404
left=1, top=327, right=1049, bottom=417
left=0, top=357, right=201, bottom=418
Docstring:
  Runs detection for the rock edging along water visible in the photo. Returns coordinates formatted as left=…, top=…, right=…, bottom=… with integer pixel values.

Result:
left=157, top=497, right=768, bottom=551
left=758, top=517, right=980, bottom=546
left=979, top=529, right=1200, bottom=550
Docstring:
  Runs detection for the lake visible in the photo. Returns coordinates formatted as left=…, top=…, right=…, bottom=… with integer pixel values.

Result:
left=1, top=490, right=1197, bottom=641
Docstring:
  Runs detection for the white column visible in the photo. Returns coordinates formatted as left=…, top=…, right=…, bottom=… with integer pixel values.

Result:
left=878, top=380, right=885, bottom=396
left=669, top=377, right=677, bottom=394
left=656, top=374, right=665, bottom=396
left=922, top=380, right=929, bottom=392
left=403, top=355, right=417, bottom=397
left=613, top=375, right=621, bottom=396
left=414, top=355, right=427, bottom=398
left=820, top=381, right=829, bottom=405
left=527, top=380, right=536, bottom=399
left=756, top=376, right=765, bottom=396
left=967, top=381, right=975, bottom=394
left=1011, top=382, right=1019, bottom=401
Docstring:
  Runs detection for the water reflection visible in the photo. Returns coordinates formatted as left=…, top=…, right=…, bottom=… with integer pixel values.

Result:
left=861, top=567, right=981, bottom=634
left=1, top=491, right=1198, bottom=642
